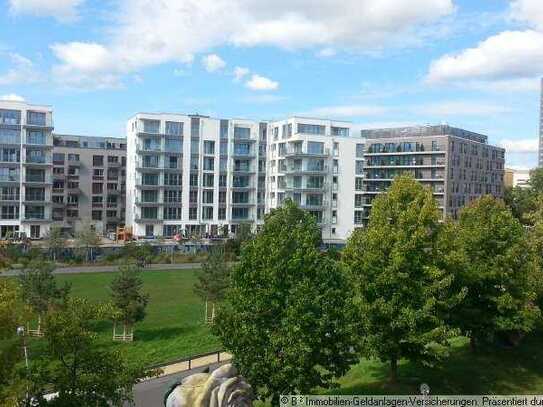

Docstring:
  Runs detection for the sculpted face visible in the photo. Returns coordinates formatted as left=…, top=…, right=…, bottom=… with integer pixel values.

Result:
left=165, top=364, right=253, bottom=407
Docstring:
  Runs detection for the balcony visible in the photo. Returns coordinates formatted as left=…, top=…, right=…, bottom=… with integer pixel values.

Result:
left=285, top=148, right=329, bottom=158
left=0, top=136, right=21, bottom=146
left=22, top=214, right=50, bottom=222
left=231, top=200, right=255, bottom=207
left=285, top=183, right=327, bottom=192
left=52, top=201, right=65, bottom=208
left=107, top=161, right=121, bottom=168
left=0, top=194, right=19, bottom=202
left=24, top=176, right=52, bottom=184
left=107, top=189, right=121, bottom=195
left=24, top=194, right=47, bottom=203
left=135, top=216, right=162, bottom=223
left=67, top=160, right=81, bottom=167
left=66, top=186, right=81, bottom=194
left=0, top=175, right=20, bottom=183
left=24, top=157, right=52, bottom=167
left=286, top=165, right=328, bottom=175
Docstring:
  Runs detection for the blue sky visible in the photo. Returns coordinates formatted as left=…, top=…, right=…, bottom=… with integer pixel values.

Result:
left=0, top=0, right=542, bottom=168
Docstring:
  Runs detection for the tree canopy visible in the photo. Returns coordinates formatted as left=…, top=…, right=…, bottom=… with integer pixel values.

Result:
left=449, top=195, right=540, bottom=347
left=214, top=200, right=359, bottom=404
left=343, top=175, right=462, bottom=381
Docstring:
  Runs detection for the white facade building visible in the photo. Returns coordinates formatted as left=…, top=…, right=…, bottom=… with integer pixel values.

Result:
left=265, top=117, right=363, bottom=244
left=126, top=114, right=364, bottom=243
left=126, top=113, right=267, bottom=238
left=0, top=100, right=54, bottom=238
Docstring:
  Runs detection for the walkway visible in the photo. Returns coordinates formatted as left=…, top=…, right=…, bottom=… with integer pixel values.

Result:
left=2, top=263, right=202, bottom=276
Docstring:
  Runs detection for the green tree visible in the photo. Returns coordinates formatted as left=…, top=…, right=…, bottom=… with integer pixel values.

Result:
left=450, top=196, right=540, bottom=349
left=75, top=221, right=101, bottom=262
left=503, top=186, right=537, bottom=224
left=28, top=297, right=152, bottom=406
left=214, top=200, right=359, bottom=404
left=18, top=261, right=69, bottom=335
left=45, top=227, right=66, bottom=262
left=0, top=280, right=28, bottom=406
left=342, top=175, right=462, bottom=383
left=526, top=196, right=543, bottom=316
left=225, top=222, right=253, bottom=258
left=193, top=247, right=230, bottom=323
left=110, top=264, right=149, bottom=341
left=529, top=167, right=543, bottom=193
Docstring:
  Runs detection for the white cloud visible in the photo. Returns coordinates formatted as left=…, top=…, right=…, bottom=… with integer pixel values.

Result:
left=305, top=105, right=388, bottom=118
left=9, top=0, right=83, bottom=22
left=316, top=48, right=336, bottom=58
left=426, top=30, right=543, bottom=87
left=233, top=66, right=250, bottom=82
left=498, top=138, right=539, bottom=154
left=0, top=53, right=41, bottom=85
left=201, top=54, right=226, bottom=72
left=414, top=101, right=513, bottom=116
left=245, top=74, right=279, bottom=91
left=510, top=0, right=543, bottom=29
left=49, top=0, right=454, bottom=88
left=0, top=93, right=25, bottom=102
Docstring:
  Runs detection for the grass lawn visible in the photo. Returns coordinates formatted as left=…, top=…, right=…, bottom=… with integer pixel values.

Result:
left=27, top=269, right=221, bottom=367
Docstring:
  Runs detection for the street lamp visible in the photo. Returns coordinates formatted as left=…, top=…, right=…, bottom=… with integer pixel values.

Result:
left=16, top=326, right=29, bottom=370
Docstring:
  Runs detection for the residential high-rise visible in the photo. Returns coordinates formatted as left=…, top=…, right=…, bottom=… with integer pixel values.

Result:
left=266, top=117, right=363, bottom=244
left=0, top=100, right=54, bottom=238
left=51, top=134, right=126, bottom=235
left=125, top=113, right=267, bottom=238
left=360, top=125, right=505, bottom=223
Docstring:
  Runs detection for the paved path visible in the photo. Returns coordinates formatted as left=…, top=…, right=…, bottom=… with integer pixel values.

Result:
left=2, top=263, right=202, bottom=276
left=131, top=352, right=232, bottom=407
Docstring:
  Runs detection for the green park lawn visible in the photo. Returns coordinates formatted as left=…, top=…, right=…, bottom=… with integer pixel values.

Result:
left=28, top=269, right=221, bottom=367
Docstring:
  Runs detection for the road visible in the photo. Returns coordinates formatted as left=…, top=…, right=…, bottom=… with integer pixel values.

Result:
left=129, top=362, right=224, bottom=407
left=2, top=263, right=202, bottom=276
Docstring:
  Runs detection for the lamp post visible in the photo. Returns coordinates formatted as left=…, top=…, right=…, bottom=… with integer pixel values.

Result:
left=17, top=326, right=30, bottom=405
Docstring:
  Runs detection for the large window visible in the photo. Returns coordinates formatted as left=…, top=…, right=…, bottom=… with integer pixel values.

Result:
left=307, top=142, right=324, bottom=155
left=0, top=109, right=20, bottom=125
left=234, top=143, right=251, bottom=156
left=204, top=141, right=215, bottom=155
left=297, top=123, right=325, bottom=135
left=332, top=127, right=349, bottom=137
left=232, top=207, right=249, bottom=220
left=27, top=130, right=46, bottom=145
left=234, top=127, right=250, bottom=140
left=0, top=128, right=20, bottom=144
left=165, top=121, right=183, bottom=136
left=142, top=119, right=160, bottom=133
left=142, top=207, right=158, bottom=219
left=27, top=111, right=46, bottom=126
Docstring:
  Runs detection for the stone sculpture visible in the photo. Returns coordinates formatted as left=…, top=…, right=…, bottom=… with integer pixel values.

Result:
left=165, top=363, right=253, bottom=407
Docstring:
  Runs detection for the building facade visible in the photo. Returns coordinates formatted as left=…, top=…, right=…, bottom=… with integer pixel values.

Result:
left=125, top=113, right=267, bottom=238
left=266, top=117, right=363, bottom=244
left=360, top=125, right=505, bottom=223
left=0, top=100, right=54, bottom=238
left=504, top=168, right=530, bottom=189
left=52, top=134, right=126, bottom=235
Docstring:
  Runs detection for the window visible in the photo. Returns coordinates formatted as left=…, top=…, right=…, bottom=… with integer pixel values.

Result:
left=189, top=207, right=197, bottom=220
left=297, top=123, right=325, bottom=135
left=356, top=144, right=364, bottom=158
left=164, top=173, right=182, bottom=186
left=307, top=142, right=324, bottom=155
left=0, top=109, right=21, bottom=125
left=27, top=111, right=46, bottom=126
left=232, top=207, right=248, bottom=220
left=219, top=175, right=227, bottom=187
left=220, top=120, right=229, bottom=139
left=203, top=157, right=214, bottom=171
left=354, top=211, right=364, bottom=225
left=218, top=207, right=226, bottom=220
left=68, top=154, right=79, bottom=162
left=234, top=127, right=250, bottom=140
left=93, top=155, right=104, bottom=166
left=164, top=207, right=182, bottom=220
left=203, top=190, right=214, bottom=204
left=234, top=143, right=251, bottom=156
left=332, top=127, right=349, bottom=137
left=27, top=130, right=46, bottom=145
left=189, top=174, right=198, bottom=187
left=92, top=183, right=103, bottom=194
left=203, top=174, right=214, bottom=187
left=219, top=191, right=226, bottom=203
left=142, top=119, right=160, bottom=133
left=355, top=178, right=364, bottom=191
left=202, top=207, right=213, bottom=220
left=354, top=194, right=363, bottom=208
left=204, top=140, right=215, bottom=155
left=53, top=153, right=64, bottom=164
left=92, top=210, right=103, bottom=221
left=142, top=173, right=159, bottom=185
left=189, top=190, right=198, bottom=203
left=142, top=207, right=158, bottom=219
left=165, top=121, right=183, bottom=136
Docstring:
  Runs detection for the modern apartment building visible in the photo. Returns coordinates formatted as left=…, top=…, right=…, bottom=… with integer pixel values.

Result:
left=359, top=125, right=505, bottom=224
left=125, top=113, right=267, bottom=238
left=52, top=134, right=126, bottom=235
left=266, top=117, right=363, bottom=243
left=0, top=100, right=54, bottom=239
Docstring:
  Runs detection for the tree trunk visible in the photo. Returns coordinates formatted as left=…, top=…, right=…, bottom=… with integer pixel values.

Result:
left=389, top=358, right=398, bottom=384
left=211, top=303, right=216, bottom=324
left=37, top=314, right=42, bottom=335
left=123, top=322, right=127, bottom=341
left=205, top=300, right=208, bottom=323
left=470, top=336, right=476, bottom=352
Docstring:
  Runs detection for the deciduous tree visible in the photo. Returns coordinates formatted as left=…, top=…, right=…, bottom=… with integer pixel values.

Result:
left=450, top=196, right=540, bottom=348
left=343, top=175, right=462, bottom=382
left=214, top=200, right=359, bottom=404
left=110, top=264, right=149, bottom=341
left=193, top=247, right=230, bottom=323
